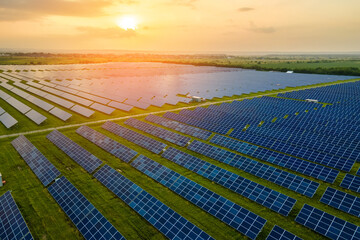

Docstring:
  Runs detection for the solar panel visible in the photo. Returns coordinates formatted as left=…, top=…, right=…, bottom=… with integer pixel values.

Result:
left=0, top=191, right=33, bottom=240
left=25, top=95, right=54, bottom=111
left=266, top=225, right=302, bottom=240
left=47, top=130, right=102, bottom=173
left=357, top=168, right=360, bottom=176
left=0, top=106, right=5, bottom=115
left=6, top=97, right=31, bottom=114
left=0, top=89, right=12, bottom=100
left=94, top=164, right=213, bottom=240
left=76, top=125, right=137, bottom=163
left=146, top=114, right=212, bottom=140
left=44, top=94, right=75, bottom=109
left=70, top=104, right=95, bottom=117
left=320, top=187, right=360, bottom=218
left=125, top=118, right=191, bottom=147
left=108, top=101, right=133, bottom=112
left=295, top=204, right=360, bottom=240
left=131, top=155, right=266, bottom=239
left=340, top=174, right=360, bottom=193
left=90, top=103, right=115, bottom=115
left=102, top=121, right=167, bottom=154
left=0, top=112, right=18, bottom=128
left=48, top=176, right=125, bottom=240
left=11, top=135, right=61, bottom=186
left=124, top=99, right=150, bottom=109
left=25, top=109, right=47, bottom=125
left=49, top=107, right=72, bottom=121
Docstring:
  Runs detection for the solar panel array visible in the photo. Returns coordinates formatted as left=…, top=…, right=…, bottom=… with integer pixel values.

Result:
left=209, top=134, right=339, bottom=183
left=94, top=164, right=214, bottom=240
left=186, top=141, right=319, bottom=197
left=266, top=225, right=302, bottom=240
left=48, top=176, right=125, bottom=240
left=76, top=125, right=138, bottom=163
left=340, top=174, right=360, bottom=193
left=320, top=187, right=360, bottom=217
left=0, top=191, right=33, bottom=240
left=125, top=118, right=191, bottom=147
left=295, top=204, right=360, bottom=240
left=131, top=155, right=267, bottom=239
left=145, top=114, right=212, bottom=140
left=47, top=130, right=103, bottom=173
left=0, top=109, right=18, bottom=128
left=102, top=121, right=167, bottom=154
left=357, top=168, right=360, bottom=176
left=11, top=135, right=61, bottom=186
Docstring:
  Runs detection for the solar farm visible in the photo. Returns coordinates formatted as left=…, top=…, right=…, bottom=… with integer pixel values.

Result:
left=0, top=62, right=359, bottom=240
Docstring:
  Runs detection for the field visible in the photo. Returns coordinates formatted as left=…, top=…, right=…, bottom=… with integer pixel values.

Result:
left=0, top=62, right=359, bottom=240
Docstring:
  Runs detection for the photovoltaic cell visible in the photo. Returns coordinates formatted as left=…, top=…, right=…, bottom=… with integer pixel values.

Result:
left=0, top=191, right=33, bottom=240
left=48, top=176, right=125, bottom=240
left=25, top=109, right=47, bottom=125
left=107, top=101, right=133, bottom=112
left=76, top=125, right=137, bottom=163
left=49, top=107, right=72, bottom=121
left=320, top=187, right=360, bottom=218
left=266, top=225, right=302, bottom=240
left=11, top=135, right=61, bottom=186
left=295, top=204, right=360, bottom=240
left=90, top=103, right=115, bottom=115
left=47, top=130, right=102, bottom=173
left=0, top=112, right=18, bottom=128
left=70, top=104, right=95, bottom=117
left=131, top=155, right=266, bottom=239
left=102, top=121, right=167, bottom=154
left=357, top=168, right=360, bottom=176
left=340, top=174, right=360, bottom=193
left=94, top=164, right=213, bottom=240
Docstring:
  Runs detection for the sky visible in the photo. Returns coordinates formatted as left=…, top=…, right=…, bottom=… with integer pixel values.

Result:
left=0, top=0, right=359, bottom=53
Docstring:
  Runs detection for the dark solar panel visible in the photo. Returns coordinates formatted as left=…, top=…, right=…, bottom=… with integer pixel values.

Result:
left=131, top=155, right=266, bottom=239
left=102, top=121, right=167, bottom=154
left=48, top=176, right=125, bottom=240
left=94, top=165, right=213, bottom=240
left=47, top=130, right=102, bottom=173
left=11, top=135, right=61, bottom=186
left=0, top=191, right=33, bottom=240
left=340, top=174, right=360, bottom=193
left=76, top=126, right=137, bottom=163
left=266, top=225, right=302, bottom=240
left=295, top=204, right=360, bottom=240
left=320, top=187, right=360, bottom=218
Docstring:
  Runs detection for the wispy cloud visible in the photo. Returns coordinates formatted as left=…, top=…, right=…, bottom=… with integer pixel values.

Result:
left=238, top=7, right=254, bottom=12
left=248, top=22, right=276, bottom=34
left=166, top=0, right=198, bottom=9
left=77, top=26, right=137, bottom=38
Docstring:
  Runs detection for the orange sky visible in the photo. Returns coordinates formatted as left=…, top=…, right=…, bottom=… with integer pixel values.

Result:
left=0, top=0, right=359, bottom=52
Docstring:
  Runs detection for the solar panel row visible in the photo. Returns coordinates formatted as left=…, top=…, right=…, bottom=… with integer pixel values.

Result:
left=186, top=141, right=319, bottom=197
left=131, top=155, right=266, bottom=239
left=94, top=164, right=214, bottom=240
left=0, top=108, right=18, bottom=128
left=11, top=135, right=61, bottom=186
left=340, top=174, right=360, bottom=193
left=102, top=121, right=167, bottom=154
left=76, top=126, right=138, bottom=162
left=295, top=204, right=360, bottom=240
left=0, top=191, right=33, bottom=240
left=47, top=130, right=103, bottom=173
left=266, top=225, right=302, bottom=240
left=125, top=118, right=191, bottom=147
left=48, top=176, right=125, bottom=240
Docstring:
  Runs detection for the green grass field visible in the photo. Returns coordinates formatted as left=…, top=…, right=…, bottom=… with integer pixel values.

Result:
left=0, top=74, right=359, bottom=240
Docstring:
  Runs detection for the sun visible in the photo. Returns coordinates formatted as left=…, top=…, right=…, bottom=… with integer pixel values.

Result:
left=116, top=16, right=138, bottom=30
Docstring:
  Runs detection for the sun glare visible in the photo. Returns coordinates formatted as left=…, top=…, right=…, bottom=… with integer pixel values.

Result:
left=116, top=16, right=138, bottom=30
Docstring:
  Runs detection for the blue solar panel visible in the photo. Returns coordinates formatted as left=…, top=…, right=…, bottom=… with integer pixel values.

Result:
left=48, top=176, right=125, bottom=240
left=94, top=165, right=213, bottom=240
left=185, top=141, right=319, bottom=197
left=340, top=174, right=360, bottom=193
left=146, top=114, right=212, bottom=140
left=295, top=204, right=360, bottom=240
left=357, top=168, right=360, bottom=176
left=125, top=118, right=191, bottom=147
left=320, top=187, right=360, bottom=218
left=47, top=130, right=103, bottom=173
left=266, top=225, right=302, bottom=240
left=102, top=121, right=167, bottom=154
left=131, top=155, right=267, bottom=239
left=11, top=135, right=61, bottom=186
left=76, top=126, right=137, bottom=163
left=0, top=191, right=33, bottom=240
left=210, top=134, right=339, bottom=183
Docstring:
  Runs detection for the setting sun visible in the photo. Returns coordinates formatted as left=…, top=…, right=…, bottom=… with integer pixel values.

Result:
left=116, top=16, right=138, bottom=30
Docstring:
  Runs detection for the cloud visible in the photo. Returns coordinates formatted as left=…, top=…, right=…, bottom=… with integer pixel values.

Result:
left=0, top=0, right=137, bottom=21
left=238, top=7, right=254, bottom=12
left=77, top=26, right=137, bottom=38
left=248, top=22, right=276, bottom=34
left=167, top=0, right=198, bottom=9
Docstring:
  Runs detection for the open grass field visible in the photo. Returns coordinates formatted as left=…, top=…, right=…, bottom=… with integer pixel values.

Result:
left=0, top=73, right=359, bottom=240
